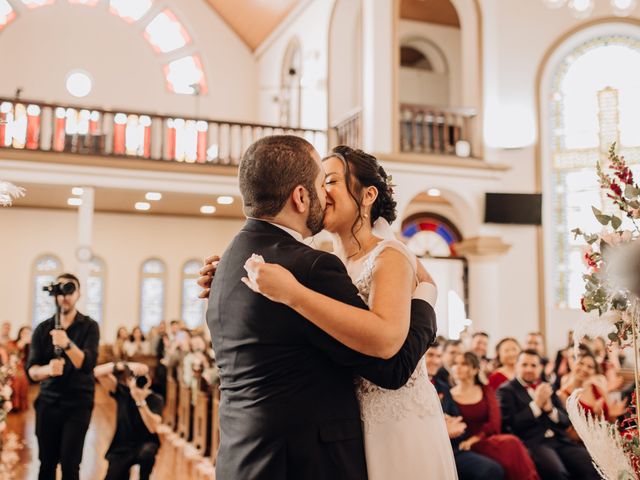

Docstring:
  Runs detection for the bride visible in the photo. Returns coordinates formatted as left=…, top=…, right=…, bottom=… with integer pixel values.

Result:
left=202, top=146, right=458, bottom=479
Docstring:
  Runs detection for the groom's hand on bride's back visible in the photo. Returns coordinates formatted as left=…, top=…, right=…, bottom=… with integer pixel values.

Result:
left=198, top=255, right=220, bottom=299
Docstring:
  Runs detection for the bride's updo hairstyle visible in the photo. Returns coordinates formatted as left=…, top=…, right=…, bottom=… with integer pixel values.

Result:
left=326, top=146, right=397, bottom=248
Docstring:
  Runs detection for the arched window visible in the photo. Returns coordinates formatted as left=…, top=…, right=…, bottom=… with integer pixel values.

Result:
left=86, top=257, right=105, bottom=324
left=140, top=258, right=166, bottom=333
left=181, top=259, right=205, bottom=329
left=280, top=38, right=302, bottom=128
left=550, top=35, right=640, bottom=308
left=32, top=254, right=62, bottom=326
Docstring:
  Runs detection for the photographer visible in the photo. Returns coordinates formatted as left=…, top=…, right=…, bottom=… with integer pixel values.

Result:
left=94, top=361, right=163, bottom=480
left=26, top=273, right=100, bottom=480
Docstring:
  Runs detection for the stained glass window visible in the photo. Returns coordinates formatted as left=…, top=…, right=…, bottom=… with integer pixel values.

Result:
left=551, top=36, right=640, bottom=308
left=33, top=255, right=62, bottom=326
left=140, top=258, right=165, bottom=333
left=164, top=55, right=207, bottom=95
left=0, top=0, right=16, bottom=30
left=144, top=9, right=190, bottom=53
left=181, top=260, right=205, bottom=329
left=86, top=257, right=105, bottom=324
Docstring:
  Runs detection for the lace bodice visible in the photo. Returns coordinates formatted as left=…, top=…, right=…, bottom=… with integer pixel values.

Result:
left=350, top=240, right=441, bottom=430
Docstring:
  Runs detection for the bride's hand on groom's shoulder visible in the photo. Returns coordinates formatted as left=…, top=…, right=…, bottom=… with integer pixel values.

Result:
left=242, top=259, right=300, bottom=306
left=198, top=255, right=220, bottom=299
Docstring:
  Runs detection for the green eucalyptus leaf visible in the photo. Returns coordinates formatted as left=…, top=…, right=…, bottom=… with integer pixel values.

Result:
left=595, top=214, right=611, bottom=226
left=611, top=216, right=622, bottom=229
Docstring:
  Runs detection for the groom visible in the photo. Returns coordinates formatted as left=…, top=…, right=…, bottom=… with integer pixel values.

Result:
left=207, top=135, right=437, bottom=479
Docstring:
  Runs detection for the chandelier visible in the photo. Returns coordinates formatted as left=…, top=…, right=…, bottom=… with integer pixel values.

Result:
left=542, top=0, right=637, bottom=18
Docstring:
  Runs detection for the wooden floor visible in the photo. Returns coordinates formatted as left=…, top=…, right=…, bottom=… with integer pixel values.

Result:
left=5, top=385, right=168, bottom=480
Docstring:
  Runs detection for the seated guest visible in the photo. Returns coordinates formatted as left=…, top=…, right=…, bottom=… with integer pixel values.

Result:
left=471, top=332, right=494, bottom=375
left=436, top=339, right=462, bottom=387
left=425, top=344, right=505, bottom=480
left=124, top=327, right=151, bottom=358
left=552, top=331, right=574, bottom=390
left=497, top=349, right=599, bottom=480
left=0, top=321, right=10, bottom=347
left=525, top=332, right=554, bottom=382
left=557, top=350, right=626, bottom=421
left=450, top=352, right=539, bottom=480
left=113, top=326, right=129, bottom=361
left=488, top=338, right=520, bottom=390
left=7, top=326, right=31, bottom=411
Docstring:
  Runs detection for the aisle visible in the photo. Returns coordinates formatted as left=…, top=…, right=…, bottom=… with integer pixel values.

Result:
left=4, top=385, right=156, bottom=480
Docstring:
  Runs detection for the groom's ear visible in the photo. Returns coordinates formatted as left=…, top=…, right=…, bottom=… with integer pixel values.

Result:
left=291, top=185, right=308, bottom=213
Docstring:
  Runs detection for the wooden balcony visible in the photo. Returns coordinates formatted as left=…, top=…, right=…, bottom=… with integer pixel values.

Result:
left=0, top=97, right=327, bottom=172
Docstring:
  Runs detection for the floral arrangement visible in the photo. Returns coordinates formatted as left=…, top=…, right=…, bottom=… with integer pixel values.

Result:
left=571, top=143, right=640, bottom=478
left=572, top=144, right=640, bottom=345
left=0, top=181, right=25, bottom=207
left=0, top=361, right=14, bottom=436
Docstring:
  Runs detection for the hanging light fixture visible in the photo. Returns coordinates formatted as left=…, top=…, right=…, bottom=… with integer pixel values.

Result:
left=612, top=0, right=637, bottom=16
left=568, top=0, right=595, bottom=17
left=541, top=0, right=636, bottom=16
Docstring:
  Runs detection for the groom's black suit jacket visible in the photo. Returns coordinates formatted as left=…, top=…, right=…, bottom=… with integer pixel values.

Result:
left=207, top=219, right=437, bottom=480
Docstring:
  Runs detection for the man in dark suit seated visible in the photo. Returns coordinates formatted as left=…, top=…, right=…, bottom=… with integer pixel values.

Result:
left=426, top=343, right=505, bottom=480
left=207, top=135, right=438, bottom=480
left=496, top=349, right=599, bottom=480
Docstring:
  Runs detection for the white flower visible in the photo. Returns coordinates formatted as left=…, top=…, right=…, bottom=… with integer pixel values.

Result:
left=602, top=310, right=622, bottom=325
left=3, top=400, right=12, bottom=412
left=0, top=180, right=25, bottom=207
left=1, top=385, right=11, bottom=398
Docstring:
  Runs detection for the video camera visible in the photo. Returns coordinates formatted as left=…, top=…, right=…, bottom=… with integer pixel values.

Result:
left=113, top=362, right=150, bottom=389
left=42, top=281, right=76, bottom=297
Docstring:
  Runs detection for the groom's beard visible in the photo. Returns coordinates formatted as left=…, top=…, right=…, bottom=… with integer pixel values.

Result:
left=306, top=188, right=324, bottom=236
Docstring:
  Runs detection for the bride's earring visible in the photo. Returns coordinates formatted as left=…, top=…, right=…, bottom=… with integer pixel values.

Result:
left=363, top=213, right=369, bottom=219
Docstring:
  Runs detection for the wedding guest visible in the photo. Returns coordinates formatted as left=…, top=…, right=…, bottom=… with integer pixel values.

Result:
left=488, top=338, right=520, bottom=390
left=556, top=350, right=626, bottom=421
left=552, top=331, right=574, bottom=389
left=470, top=332, right=494, bottom=375
left=0, top=321, right=11, bottom=347
left=148, top=322, right=166, bottom=357
left=425, top=344, right=506, bottom=480
left=7, top=326, right=31, bottom=411
left=497, top=350, right=599, bottom=480
left=124, top=327, right=150, bottom=358
left=436, top=339, right=462, bottom=386
left=113, top=327, right=129, bottom=361
left=525, top=332, right=554, bottom=382
left=451, top=352, right=539, bottom=480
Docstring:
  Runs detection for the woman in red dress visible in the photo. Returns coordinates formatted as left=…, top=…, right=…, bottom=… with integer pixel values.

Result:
left=488, top=337, right=520, bottom=390
left=7, top=326, right=31, bottom=411
left=451, top=352, right=539, bottom=480
left=557, top=350, right=626, bottom=421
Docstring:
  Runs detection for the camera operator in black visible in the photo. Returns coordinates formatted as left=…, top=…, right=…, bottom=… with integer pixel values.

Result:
left=26, top=273, right=100, bottom=480
left=94, top=361, right=163, bottom=480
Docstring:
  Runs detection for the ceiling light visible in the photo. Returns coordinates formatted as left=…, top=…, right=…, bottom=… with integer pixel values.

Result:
left=66, top=71, right=93, bottom=98
left=612, top=0, right=636, bottom=15
left=67, top=197, right=83, bottom=206
left=200, top=205, right=216, bottom=214
left=72, top=187, right=84, bottom=196
left=217, top=196, right=234, bottom=205
left=135, top=202, right=151, bottom=211
left=145, top=192, right=162, bottom=201
left=427, top=189, right=441, bottom=197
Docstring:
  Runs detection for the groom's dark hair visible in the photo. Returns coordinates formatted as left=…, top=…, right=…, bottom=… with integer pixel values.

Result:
left=239, top=135, right=319, bottom=218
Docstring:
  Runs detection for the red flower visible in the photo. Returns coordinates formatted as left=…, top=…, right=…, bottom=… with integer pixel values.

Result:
left=584, top=252, right=598, bottom=269
left=611, top=182, right=622, bottom=196
left=580, top=297, right=587, bottom=312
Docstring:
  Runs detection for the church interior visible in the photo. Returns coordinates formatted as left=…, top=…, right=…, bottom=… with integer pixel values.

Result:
left=1, top=0, right=639, bottom=478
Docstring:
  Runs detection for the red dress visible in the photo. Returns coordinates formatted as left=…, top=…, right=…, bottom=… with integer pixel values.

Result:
left=579, top=383, right=610, bottom=419
left=488, top=371, right=509, bottom=391
left=455, top=386, right=540, bottom=480
left=7, top=341, right=29, bottom=411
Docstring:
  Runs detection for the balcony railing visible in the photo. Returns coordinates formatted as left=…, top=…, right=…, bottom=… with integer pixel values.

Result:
left=331, top=108, right=362, bottom=150
left=0, top=97, right=327, bottom=166
left=399, top=103, right=476, bottom=157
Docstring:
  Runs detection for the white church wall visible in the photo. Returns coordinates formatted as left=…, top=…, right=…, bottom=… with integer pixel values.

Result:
left=256, top=0, right=332, bottom=130
left=0, top=207, right=244, bottom=342
left=0, top=0, right=257, bottom=122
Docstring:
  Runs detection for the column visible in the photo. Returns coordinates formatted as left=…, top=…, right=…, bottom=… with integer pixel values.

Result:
left=76, top=187, right=94, bottom=311
left=361, top=0, right=395, bottom=153
left=455, top=236, right=510, bottom=337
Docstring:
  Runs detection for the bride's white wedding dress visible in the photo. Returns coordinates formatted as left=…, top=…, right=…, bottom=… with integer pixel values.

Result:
left=347, top=239, right=458, bottom=480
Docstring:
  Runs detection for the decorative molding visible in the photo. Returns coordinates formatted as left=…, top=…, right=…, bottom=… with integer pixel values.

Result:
left=454, top=236, right=511, bottom=257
